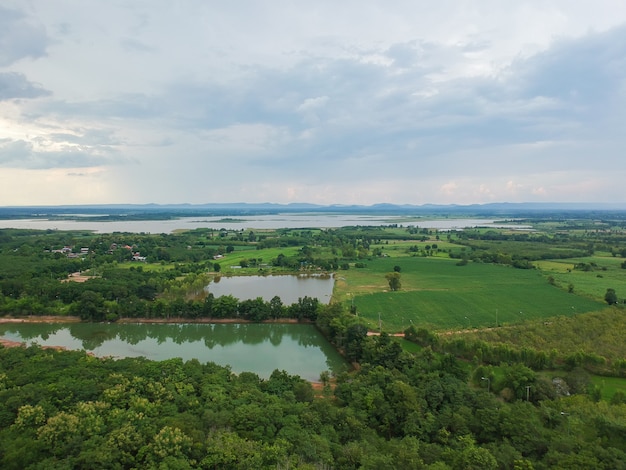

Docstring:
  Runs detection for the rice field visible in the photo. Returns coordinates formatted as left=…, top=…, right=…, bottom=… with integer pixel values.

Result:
left=337, top=256, right=606, bottom=332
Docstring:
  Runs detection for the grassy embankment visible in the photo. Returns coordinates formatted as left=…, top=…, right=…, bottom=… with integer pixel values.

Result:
left=449, top=310, right=626, bottom=401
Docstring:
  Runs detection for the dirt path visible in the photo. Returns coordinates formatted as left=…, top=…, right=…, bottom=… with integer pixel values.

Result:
left=0, top=315, right=81, bottom=324
left=0, top=338, right=24, bottom=348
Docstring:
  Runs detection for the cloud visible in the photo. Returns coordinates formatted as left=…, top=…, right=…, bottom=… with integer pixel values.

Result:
left=26, top=24, right=625, bottom=159
left=0, top=72, right=51, bottom=100
left=0, top=6, right=49, bottom=66
left=1, top=2, right=625, bottom=205
left=120, top=37, right=157, bottom=54
left=297, top=96, right=329, bottom=112
left=514, top=25, right=626, bottom=104
left=0, top=136, right=120, bottom=170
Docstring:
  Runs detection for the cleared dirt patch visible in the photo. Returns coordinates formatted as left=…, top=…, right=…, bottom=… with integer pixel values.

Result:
left=62, top=272, right=96, bottom=283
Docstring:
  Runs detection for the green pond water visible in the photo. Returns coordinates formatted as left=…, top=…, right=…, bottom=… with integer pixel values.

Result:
left=206, top=274, right=334, bottom=305
left=0, top=322, right=349, bottom=381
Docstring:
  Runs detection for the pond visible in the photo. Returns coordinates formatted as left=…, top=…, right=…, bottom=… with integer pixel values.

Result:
left=206, top=274, right=335, bottom=305
left=0, top=322, right=349, bottom=381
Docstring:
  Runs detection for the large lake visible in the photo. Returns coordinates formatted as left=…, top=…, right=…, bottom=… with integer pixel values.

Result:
left=0, top=214, right=531, bottom=233
left=0, top=322, right=349, bottom=381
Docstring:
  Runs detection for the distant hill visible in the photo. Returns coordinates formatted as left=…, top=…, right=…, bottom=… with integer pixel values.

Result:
left=0, top=202, right=624, bottom=220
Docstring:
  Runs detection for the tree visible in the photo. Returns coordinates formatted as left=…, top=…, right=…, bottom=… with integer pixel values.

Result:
left=71, top=290, right=106, bottom=321
left=269, top=295, right=285, bottom=319
left=239, top=297, right=270, bottom=321
left=289, top=296, right=319, bottom=321
left=385, top=272, right=401, bottom=291
left=344, top=323, right=369, bottom=362
left=212, top=294, right=239, bottom=318
left=498, top=363, right=536, bottom=401
left=139, top=426, right=193, bottom=466
left=604, top=288, right=618, bottom=305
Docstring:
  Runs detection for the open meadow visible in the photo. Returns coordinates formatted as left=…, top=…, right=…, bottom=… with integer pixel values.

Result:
left=535, top=254, right=626, bottom=301
left=336, top=256, right=606, bottom=332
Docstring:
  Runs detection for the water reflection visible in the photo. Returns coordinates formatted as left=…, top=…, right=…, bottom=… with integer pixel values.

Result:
left=0, top=322, right=348, bottom=380
left=206, top=274, right=334, bottom=305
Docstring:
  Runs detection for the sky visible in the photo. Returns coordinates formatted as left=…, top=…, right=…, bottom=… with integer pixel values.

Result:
left=1, top=1, right=626, bottom=206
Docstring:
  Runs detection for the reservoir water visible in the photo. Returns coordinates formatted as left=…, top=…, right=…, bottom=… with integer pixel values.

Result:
left=0, top=214, right=531, bottom=233
left=206, top=274, right=335, bottom=305
left=0, top=322, right=349, bottom=381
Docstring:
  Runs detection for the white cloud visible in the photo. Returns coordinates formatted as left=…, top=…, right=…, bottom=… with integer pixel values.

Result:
left=297, top=96, right=329, bottom=112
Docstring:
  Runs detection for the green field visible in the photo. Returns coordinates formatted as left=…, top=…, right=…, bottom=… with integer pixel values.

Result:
left=451, top=308, right=626, bottom=363
left=214, top=246, right=301, bottom=274
left=535, top=255, right=626, bottom=301
left=591, top=375, right=626, bottom=401
left=337, top=257, right=605, bottom=332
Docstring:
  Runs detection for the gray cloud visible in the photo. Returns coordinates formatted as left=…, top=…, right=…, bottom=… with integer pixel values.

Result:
left=2, top=2, right=625, bottom=204
left=0, top=139, right=31, bottom=162
left=24, top=24, right=626, bottom=177
left=0, top=6, right=49, bottom=66
left=0, top=137, right=119, bottom=170
left=514, top=25, right=626, bottom=103
left=0, top=72, right=51, bottom=100
left=120, top=37, right=157, bottom=54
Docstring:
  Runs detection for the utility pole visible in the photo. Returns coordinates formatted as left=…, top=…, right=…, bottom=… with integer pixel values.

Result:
left=481, top=377, right=491, bottom=393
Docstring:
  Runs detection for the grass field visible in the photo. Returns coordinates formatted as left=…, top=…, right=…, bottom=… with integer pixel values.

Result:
left=591, top=375, right=626, bottom=401
left=336, top=257, right=605, bottom=332
left=214, top=246, right=301, bottom=274
left=449, top=308, right=626, bottom=363
left=535, top=255, right=626, bottom=301
left=115, top=263, right=175, bottom=273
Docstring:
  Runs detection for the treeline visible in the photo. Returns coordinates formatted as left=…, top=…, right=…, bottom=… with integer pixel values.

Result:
left=451, top=241, right=590, bottom=267
left=2, top=289, right=321, bottom=323
left=405, top=325, right=626, bottom=378
left=0, top=256, right=324, bottom=322
left=453, top=230, right=593, bottom=265
left=442, top=336, right=624, bottom=377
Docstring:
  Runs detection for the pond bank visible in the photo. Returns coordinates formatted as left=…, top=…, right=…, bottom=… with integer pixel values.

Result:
left=117, top=317, right=306, bottom=324
left=0, top=315, right=308, bottom=325
left=0, top=315, right=81, bottom=324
